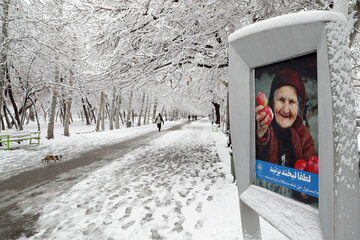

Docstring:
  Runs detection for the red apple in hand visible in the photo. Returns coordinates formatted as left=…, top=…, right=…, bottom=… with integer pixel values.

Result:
left=256, top=92, right=268, bottom=106
left=262, top=106, right=273, bottom=124
left=294, top=159, right=307, bottom=171
left=307, top=156, right=319, bottom=174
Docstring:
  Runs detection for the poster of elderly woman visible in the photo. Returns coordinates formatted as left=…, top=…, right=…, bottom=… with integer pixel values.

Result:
left=254, top=52, right=319, bottom=207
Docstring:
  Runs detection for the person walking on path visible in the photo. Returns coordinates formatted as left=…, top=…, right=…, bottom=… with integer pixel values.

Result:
left=155, top=113, right=164, bottom=131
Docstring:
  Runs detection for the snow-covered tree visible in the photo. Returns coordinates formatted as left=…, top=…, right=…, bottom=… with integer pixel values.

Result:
left=1, top=0, right=359, bottom=137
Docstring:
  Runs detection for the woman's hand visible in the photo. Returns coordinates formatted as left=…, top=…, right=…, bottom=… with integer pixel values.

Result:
left=300, top=193, right=309, bottom=199
left=256, top=105, right=271, bottom=137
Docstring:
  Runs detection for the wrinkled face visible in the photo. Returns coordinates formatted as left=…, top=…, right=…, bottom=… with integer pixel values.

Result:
left=274, top=86, right=299, bottom=128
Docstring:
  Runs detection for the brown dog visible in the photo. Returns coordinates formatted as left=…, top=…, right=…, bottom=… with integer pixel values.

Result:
left=42, top=155, right=63, bottom=163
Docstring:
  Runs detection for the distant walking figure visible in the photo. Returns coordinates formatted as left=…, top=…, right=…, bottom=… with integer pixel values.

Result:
left=155, top=113, right=164, bottom=131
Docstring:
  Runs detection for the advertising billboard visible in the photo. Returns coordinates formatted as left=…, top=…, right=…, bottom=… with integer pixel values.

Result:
left=254, top=53, right=318, bottom=206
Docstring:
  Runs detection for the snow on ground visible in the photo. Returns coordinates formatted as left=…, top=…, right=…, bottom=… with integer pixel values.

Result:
left=0, top=119, right=181, bottom=181
left=2, top=119, right=288, bottom=239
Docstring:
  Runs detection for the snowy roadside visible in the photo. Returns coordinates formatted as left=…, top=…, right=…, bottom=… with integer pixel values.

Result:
left=0, top=119, right=183, bottom=181
left=213, top=130, right=288, bottom=240
left=26, top=120, right=243, bottom=239
left=2, top=119, right=288, bottom=239
left=14, top=120, right=285, bottom=240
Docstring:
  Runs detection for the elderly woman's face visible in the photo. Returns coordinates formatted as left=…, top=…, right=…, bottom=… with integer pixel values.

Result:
left=274, top=86, right=299, bottom=128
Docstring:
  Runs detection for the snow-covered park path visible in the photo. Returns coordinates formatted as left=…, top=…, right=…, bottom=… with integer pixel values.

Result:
left=0, top=119, right=288, bottom=240
left=0, top=120, right=242, bottom=239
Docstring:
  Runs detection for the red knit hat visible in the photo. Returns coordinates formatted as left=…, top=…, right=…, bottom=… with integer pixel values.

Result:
left=268, top=68, right=306, bottom=128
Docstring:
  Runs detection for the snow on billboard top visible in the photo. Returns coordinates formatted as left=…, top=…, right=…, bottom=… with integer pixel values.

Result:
left=228, top=10, right=346, bottom=43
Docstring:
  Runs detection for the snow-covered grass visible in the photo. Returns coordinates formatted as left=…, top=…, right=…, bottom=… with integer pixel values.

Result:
left=0, top=119, right=181, bottom=181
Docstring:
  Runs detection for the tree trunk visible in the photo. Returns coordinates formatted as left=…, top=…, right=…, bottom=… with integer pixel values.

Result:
left=147, top=98, right=151, bottom=124
left=47, top=87, right=59, bottom=139
left=29, top=105, right=35, bottom=122
left=60, top=107, right=64, bottom=124
left=40, top=103, right=47, bottom=123
left=81, top=98, right=90, bottom=125
left=19, top=93, right=29, bottom=130
left=131, top=109, right=135, bottom=123
left=350, top=0, right=360, bottom=47
left=96, top=91, right=105, bottom=132
left=0, top=113, right=4, bottom=130
left=120, top=110, right=124, bottom=125
left=86, top=98, right=96, bottom=123
left=0, top=0, right=9, bottom=133
left=3, top=105, right=11, bottom=129
left=109, top=88, right=116, bottom=130
left=58, top=100, right=65, bottom=125
left=143, top=95, right=149, bottom=125
left=101, top=104, right=105, bottom=131
left=127, top=91, right=133, bottom=125
left=212, top=102, right=220, bottom=125
left=105, top=103, right=111, bottom=120
left=211, top=108, right=215, bottom=123
left=152, top=98, right=158, bottom=122
left=64, top=72, right=74, bottom=137
left=26, top=107, right=30, bottom=125
left=226, top=90, right=230, bottom=131
left=29, top=97, right=41, bottom=132
left=115, top=94, right=122, bottom=129
left=138, top=92, right=146, bottom=126
left=26, top=105, right=35, bottom=124
left=6, top=79, right=21, bottom=129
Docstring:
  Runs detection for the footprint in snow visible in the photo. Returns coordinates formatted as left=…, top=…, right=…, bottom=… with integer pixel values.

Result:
left=177, top=190, right=187, bottom=198
left=142, top=197, right=153, bottom=205
left=173, top=222, right=183, bottom=233
left=86, top=208, right=94, bottom=215
left=141, top=213, right=153, bottom=225
left=95, top=204, right=103, bottom=212
left=121, top=220, right=136, bottom=230
left=103, top=215, right=112, bottom=225
left=109, top=194, right=119, bottom=200
left=174, top=201, right=183, bottom=214
left=162, top=214, right=169, bottom=222
left=125, top=207, right=132, bottom=215
left=207, top=173, right=215, bottom=179
left=151, top=229, right=161, bottom=240
left=195, top=220, right=203, bottom=229
left=119, top=214, right=130, bottom=222
left=112, top=199, right=127, bottom=210
left=137, top=193, right=146, bottom=199
left=184, top=232, right=192, bottom=240
left=196, top=202, right=202, bottom=213
left=82, top=222, right=96, bottom=235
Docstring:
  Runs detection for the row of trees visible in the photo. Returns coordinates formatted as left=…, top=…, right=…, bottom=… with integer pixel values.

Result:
left=0, top=0, right=359, bottom=138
